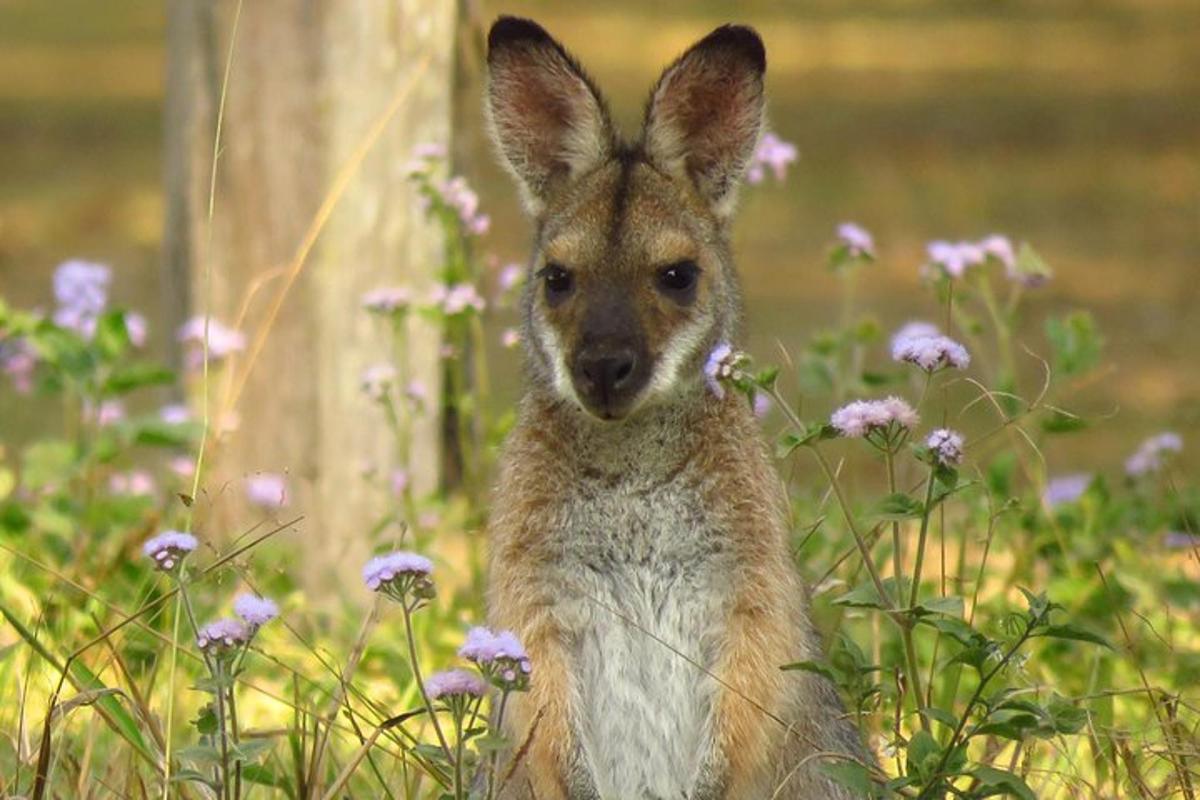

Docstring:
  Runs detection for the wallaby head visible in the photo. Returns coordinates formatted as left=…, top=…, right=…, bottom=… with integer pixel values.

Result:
left=486, top=17, right=766, bottom=421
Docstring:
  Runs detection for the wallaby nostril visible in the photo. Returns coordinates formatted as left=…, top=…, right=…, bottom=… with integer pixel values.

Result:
left=613, top=359, right=634, bottom=386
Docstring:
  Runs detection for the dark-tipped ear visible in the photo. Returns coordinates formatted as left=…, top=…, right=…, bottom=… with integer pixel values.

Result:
left=486, top=17, right=615, bottom=215
left=640, top=25, right=766, bottom=218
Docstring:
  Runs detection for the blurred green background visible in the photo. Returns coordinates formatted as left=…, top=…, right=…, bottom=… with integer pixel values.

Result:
left=2, top=0, right=1197, bottom=473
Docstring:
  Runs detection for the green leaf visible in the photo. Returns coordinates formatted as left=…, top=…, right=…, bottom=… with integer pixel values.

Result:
left=22, top=440, right=79, bottom=488
left=1035, top=624, right=1112, bottom=649
left=177, top=744, right=223, bottom=767
left=473, top=732, right=511, bottom=754
left=906, top=729, right=941, bottom=782
left=103, top=362, right=176, bottom=394
left=922, top=706, right=959, bottom=731
left=241, top=763, right=286, bottom=788
left=1040, top=409, right=1088, bottom=434
left=869, top=492, right=924, bottom=521
left=819, top=760, right=875, bottom=796
left=780, top=659, right=838, bottom=683
left=93, top=311, right=133, bottom=359
left=833, top=577, right=905, bottom=610
left=914, top=595, right=965, bottom=618
left=233, top=737, right=274, bottom=763
left=1012, top=242, right=1053, bottom=285
left=970, top=765, right=1036, bottom=800
left=1047, top=695, right=1088, bottom=735
left=193, top=704, right=218, bottom=735
left=132, top=420, right=198, bottom=448
left=777, top=423, right=838, bottom=457
left=1045, top=310, right=1103, bottom=378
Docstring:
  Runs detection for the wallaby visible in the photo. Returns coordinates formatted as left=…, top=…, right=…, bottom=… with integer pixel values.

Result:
left=484, top=16, right=868, bottom=799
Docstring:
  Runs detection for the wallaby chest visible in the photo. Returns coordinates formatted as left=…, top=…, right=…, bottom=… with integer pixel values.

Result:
left=550, top=469, right=735, bottom=798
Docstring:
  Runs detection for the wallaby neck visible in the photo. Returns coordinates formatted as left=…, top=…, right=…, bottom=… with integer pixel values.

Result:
left=520, top=384, right=738, bottom=478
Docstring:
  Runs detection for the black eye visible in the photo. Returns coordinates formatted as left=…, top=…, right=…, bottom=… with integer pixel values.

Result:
left=657, top=261, right=700, bottom=299
left=539, top=263, right=574, bottom=305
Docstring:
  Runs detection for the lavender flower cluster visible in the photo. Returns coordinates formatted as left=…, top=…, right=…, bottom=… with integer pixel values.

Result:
left=1124, top=432, right=1183, bottom=478
left=891, top=325, right=970, bottom=372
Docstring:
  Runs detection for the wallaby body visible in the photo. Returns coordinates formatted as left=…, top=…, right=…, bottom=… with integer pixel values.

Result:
left=484, top=17, right=867, bottom=799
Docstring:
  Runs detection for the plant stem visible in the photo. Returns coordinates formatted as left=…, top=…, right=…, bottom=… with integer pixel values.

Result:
left=486, top=690, right=511, bottom=800
left=885, top=449, right=905, bottom=600
left=908, top=464, right=939, bottom=610
left=214, top=661, right=232, bottom=800
left=453, top=701, right=466, bottom=800
left=400, top=601, right=454, bottom=764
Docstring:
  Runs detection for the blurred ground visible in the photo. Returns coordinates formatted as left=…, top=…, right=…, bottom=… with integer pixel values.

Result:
left=1, top=0, right=1197, bottom=474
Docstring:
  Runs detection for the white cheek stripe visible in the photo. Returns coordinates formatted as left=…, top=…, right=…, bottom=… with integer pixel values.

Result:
left=646, top=315, right=708, bottom=400
left=535, top=315, right=584, bottom=409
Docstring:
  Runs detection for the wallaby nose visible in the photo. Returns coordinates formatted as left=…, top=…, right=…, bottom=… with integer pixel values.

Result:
left=576, top=348, right=638, bottom=407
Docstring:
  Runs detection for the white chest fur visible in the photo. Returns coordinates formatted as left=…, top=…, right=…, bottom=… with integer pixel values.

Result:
left=551, top=474, right=734, bottom=799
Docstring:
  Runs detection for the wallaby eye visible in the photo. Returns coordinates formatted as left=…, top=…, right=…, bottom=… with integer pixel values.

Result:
left=538, top=263, right=574, bottom=305
left=656, top=261, right=700, bottom=300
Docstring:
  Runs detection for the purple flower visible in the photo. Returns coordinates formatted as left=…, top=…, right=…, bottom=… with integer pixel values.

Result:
left=85, top=399, right=125, bottom=427
left=142, top=530, right=199, bottom=571
left=1125, top=432, right=1183, bottom=477
left=979, top=235, right=1016, bottom=271
left=703, top=342, right=741, bottom=399
left=177, top=316, right=246, bottom=369
left=391, top=469, right=409, bottom=496
left=425, top=669, right=488, bottom=701
left=362, top=551, right=433, bottom=591
left=434, top=176, right=490, bottom=236
left=160, top=403, right=191, bottom=425
left=169, top=456, right=195, bottom=478
left=1164, top=531, right=1200, bottom=550
left=52, top=260, right=111, bottom=337
left=124, top=312, right=148, bottom=348
left=459, top=626, right=528, bottom=664
left=109, top=470, right=156, bottom=497
left=892, top=334, right=970, bottom=372
left=233, top=593, right=279, bottom=628
left=1, top=339, right=36, bottom=394
left=196, top=618, right=250, bottom=654
left=361, top=286, right=412, bottom=313
left=501, top=327, right=521, bottom=349
left=926, top=240, right=986, bottom=279
left=431, top=283, right=486, bottom=315
left=745, top=132, right=798, bottom=185
left=836, top=223, right=875, bottom=259
left=926, top=428, right=965, bottom=466
left=412, top=142, right=447, bottom=161
left=890, top=322, right=941, bottom=354
left=1042, top=474, right=1092, bottom=508
left=405, top=380, right=428, bottom=409
left=830, top=397, right=919, bottom=439
left=497, top=263, right=523, bottom=293
left=361, top=363, right=397, bottom=401
left=753, top=393, right=772, bottom=419
left=460, top=626, right=533, bottom=690
left=245, top=473, right=288, bottom=509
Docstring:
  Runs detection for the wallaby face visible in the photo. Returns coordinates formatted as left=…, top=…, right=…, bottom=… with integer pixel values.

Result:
left=487, top=17, right=764, bottom=420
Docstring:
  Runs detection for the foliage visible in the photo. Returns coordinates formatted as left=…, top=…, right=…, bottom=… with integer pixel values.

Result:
left=1, top=143, right=1197, bottom=800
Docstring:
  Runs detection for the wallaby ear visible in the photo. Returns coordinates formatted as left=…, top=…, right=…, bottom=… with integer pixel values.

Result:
left=640, top=25, right=766, bottom=218
left=486, top=17, right=616, bottom=215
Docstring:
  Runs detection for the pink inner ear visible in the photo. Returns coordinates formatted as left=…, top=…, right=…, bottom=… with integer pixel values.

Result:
left=489, top=45, right=609, bottom=199
left=644, top=48, right=763, bottom=205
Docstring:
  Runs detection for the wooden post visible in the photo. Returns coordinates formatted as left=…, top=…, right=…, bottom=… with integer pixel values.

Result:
left=164, top=0, right=454, bottom=591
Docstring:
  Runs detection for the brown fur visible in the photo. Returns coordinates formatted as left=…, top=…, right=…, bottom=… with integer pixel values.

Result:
left=484, top=16, right=868, bottom=799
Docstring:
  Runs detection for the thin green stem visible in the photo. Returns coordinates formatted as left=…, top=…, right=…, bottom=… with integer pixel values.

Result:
left=161, top=591, right=183, bottom=799
left=908, top=464, right=939, bottom=610
left=400, top=601, right=454, bottom=764
left=486, top=689, right=511, bottom=800
left=885, top=449, right=904, bottom=598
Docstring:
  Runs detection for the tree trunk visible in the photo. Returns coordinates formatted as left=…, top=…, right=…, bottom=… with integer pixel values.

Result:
left=164, top=0, right=454, bottom=592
